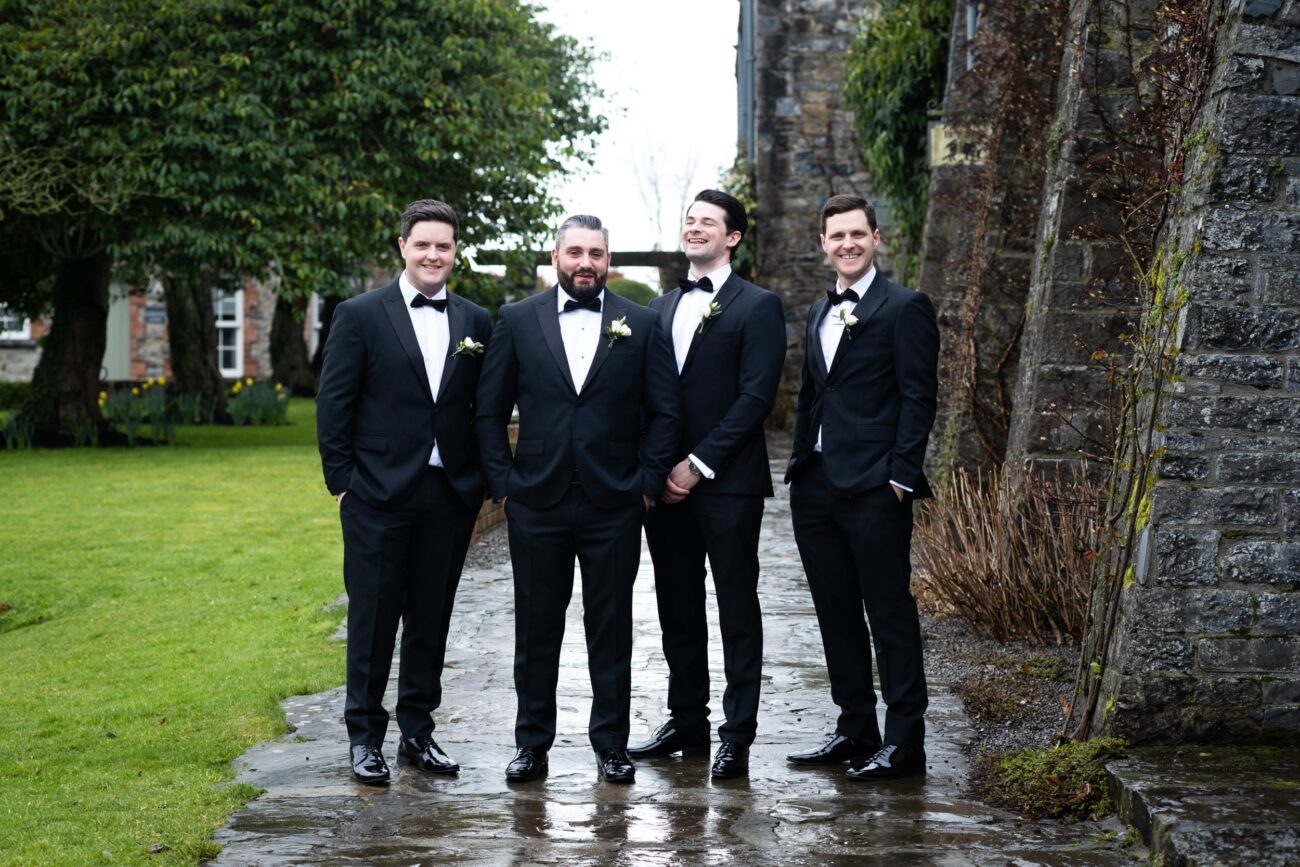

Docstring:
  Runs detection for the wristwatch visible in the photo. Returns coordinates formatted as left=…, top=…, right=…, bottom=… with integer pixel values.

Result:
left=687, top=458, right=703, bottom=477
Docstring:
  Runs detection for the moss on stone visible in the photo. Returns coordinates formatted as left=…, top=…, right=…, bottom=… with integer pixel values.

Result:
left=972, top=738, right=1125, bottom=821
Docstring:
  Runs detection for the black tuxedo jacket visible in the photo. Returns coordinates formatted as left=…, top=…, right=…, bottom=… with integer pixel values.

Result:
left=649, top=273, right=786, bottom=497
left=785, top=272, right=939, bottom=499
left=476, top=287, right=679, bottom=510
left=316, top=279, right=493, bottom=510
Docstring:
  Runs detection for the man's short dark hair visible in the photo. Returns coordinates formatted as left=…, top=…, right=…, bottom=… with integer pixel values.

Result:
left=555, top=214, right=609, bottom=249
left=401, top=199, right=460, bottom=242
left=820, top=194, right=877, bottom=233
left=691, top=190, right=748, bottom=260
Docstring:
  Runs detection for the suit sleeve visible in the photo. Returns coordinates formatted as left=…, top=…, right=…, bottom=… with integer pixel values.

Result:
left=315, top=302, right=364, bottom=496
left=689, top=291, right=786, bottom=474
left=890, top=291, right=939, bottom=490
left=639, top=313, right=680, bottom=498
left=475, top=307, right=518, bottom=501
left=785, top=305, right=818, bottom=482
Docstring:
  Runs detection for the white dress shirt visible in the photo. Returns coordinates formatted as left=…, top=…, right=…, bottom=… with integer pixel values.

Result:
left=557, top=287, right=604, bottom=392
left=399, top=272, right=449, bottom=467
left=812, top=266, right=909, bottom=491
left=670, top=263, right=732, bottom=480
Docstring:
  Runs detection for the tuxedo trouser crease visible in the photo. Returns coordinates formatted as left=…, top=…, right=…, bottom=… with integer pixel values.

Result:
left=790, top=458, right=927, bottom=746
left=340, top=470, right=476, bottom=747
left=644, top=493, right=765, bottom=744
left=507, top=486, right=642, bottom=751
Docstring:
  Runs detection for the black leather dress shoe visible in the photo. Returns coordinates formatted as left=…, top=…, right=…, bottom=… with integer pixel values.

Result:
left=505, top=747, right=548, bottom=782
left=710, top=742, right=749, bottom=779
left=595, top=747, right=636, bottom=783
left=846, top=743, right=927, bottom=781
left=350, top=744, right=391, bottom=785
left=397, top=735, right=459, bottom=775
left=627, top=721, right=710, bottom=758
left=787, top=733, right=882, bottom=766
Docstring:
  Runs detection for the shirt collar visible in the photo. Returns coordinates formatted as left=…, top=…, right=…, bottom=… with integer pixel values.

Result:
left=689, top=262, right=732, bottom=289
left=834, top=266, right=876, bottom=301
left=399, top=272, right=448, bottom=306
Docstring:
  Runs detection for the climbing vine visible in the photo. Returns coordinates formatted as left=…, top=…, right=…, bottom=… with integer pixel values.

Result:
left=843, top=0, right=950, bottom=284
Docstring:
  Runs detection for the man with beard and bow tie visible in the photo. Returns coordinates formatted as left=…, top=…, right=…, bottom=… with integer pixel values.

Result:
left=317, top=199, right=493, bottom=785
left=783, top=194, right=939, bottom=781
left=476, top=214, right=678, bottom=785
left=629, top=190, right=786, bottom=779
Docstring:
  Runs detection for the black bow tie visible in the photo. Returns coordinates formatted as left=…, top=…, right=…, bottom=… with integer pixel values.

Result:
left=563, top=297, right=601, bottom=313
left=827, top=287, right=860, bottom=306
left=678, top=276, right=713, bottom=293
left=411, top=294, right=448, bottom=312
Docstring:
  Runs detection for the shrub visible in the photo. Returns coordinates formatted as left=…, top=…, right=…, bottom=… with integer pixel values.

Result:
left=607, top=278, right=657, bottom=306
left=228, top=379, right=289, bottom=426
left=0, top=381, right=31, bottom=410
left=914, top=465, right=1098, bottom=644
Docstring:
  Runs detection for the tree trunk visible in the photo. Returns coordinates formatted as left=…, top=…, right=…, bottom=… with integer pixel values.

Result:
left=270, top=293, right=316, bottom=395
left=26, top=251, right=118, bottom=446
left=162, top=272, right=229, bottom=421
left=310, top=295, right=344, bottom=379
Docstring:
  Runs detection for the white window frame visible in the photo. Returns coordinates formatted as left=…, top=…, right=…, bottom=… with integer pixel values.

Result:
left=213, top=289, right=245, bottom=378
left=0, top=305, right=31, bottom=340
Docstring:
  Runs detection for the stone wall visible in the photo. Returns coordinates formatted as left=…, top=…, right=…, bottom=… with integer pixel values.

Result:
left=1093, top=0, right=1300, bottom=744
left=751, top=0, right=883, bottom=424
left=920, top=1, right=1070, bottom=479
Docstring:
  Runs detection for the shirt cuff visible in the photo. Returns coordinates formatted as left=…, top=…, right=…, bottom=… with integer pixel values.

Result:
left=890, top=480, right=913, bottom=492
left=688, top=453, right=716, bottom=480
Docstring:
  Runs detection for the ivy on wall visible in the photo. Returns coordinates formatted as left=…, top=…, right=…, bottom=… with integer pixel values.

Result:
left=843, top=0, right=951, bottom=284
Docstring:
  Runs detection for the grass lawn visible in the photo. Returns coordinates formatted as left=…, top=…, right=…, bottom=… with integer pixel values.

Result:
left=0, top=401, right=347, bottom=865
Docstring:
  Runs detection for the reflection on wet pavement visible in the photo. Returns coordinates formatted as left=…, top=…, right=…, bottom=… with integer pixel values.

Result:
left=212, top=465, right=1139, bottom=865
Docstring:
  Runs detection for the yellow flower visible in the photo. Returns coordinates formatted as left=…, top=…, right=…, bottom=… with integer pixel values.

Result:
left=97, top=398, right=105, bottom=407
left=245, top=377, right=254, bottom=386
left=98, top=391, right=107, bottom=399
left=131, top=387, right=139, bottom=395
left=275, top=383, right=283, bottom=392
left=157, top=376, right=166, bottom=385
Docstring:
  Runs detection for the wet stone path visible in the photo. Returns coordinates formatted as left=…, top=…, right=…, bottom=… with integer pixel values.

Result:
left=213, top=465, right=1136, bottom=865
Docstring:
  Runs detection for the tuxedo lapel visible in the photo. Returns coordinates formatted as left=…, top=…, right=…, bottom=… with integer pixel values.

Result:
left=534, top=289, right=579, bottom=395
left=580, top=293, right=620, bottom=391
left=828, top=273, right=887, bottom=373
left=658, top=289, right=682, bottom=358
left=809, top=297, right=830, bottom=383
left=437, top=293, right=466, bottom=400
left=680, top=275, right=742, bottom=377
left=382, top=282, right=435, bottom=404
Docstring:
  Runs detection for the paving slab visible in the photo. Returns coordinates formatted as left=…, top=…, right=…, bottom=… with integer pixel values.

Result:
left=212, top=465, right=1139, bottom=865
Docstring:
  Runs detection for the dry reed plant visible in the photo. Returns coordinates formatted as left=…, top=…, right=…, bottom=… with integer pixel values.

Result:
left=914, top=466, right=1099, bottom=644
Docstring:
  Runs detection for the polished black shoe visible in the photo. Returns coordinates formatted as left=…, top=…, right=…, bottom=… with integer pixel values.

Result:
left=710, top=742, right=749, bottom=779
left=595, top=747, right=636, bottom=784
left=505, top=747, right=548, bottom=782
left=627, top=721, right=711, bottom=758
left=787, top=733, right=882, bottom=766
left=846, top=743, right=927, bottom=781
left=397, top=735, right=459, bottom=775
left=350, top=744, right=391, bottom=785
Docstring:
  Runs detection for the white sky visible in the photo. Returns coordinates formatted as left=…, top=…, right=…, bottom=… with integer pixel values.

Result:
left=531, top=0, right=741, bottom=286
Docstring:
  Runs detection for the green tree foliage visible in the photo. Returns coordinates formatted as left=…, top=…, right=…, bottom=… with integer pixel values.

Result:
left=720, top=151, right=757, bottom=281
left=0, top=0, right=602, bottom=442
left=843, top=0, right=951, bottom=283
left=606, top=277, right=656, bottom=306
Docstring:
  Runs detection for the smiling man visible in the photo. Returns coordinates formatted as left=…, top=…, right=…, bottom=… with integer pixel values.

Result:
left=783, top=194, right=939, bottom=781
left=477, top=214, right=678, bottom=785
left=316, top=199, right=493, bottom=785
left=632, top=190, right=786, bottom=779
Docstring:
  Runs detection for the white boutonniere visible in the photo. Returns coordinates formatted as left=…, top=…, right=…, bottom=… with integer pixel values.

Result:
left=836, top=307, right=858, bottom=339
left=605, top=315, right=631, bottom=348
left=452, top=337, right=485, bottom=357
left=696, top=300, right=722, bottom=335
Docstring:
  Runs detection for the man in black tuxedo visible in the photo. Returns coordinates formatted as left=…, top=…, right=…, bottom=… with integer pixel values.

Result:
left=316, top=199, right=492, bottom=785
left=784, top=194, right=939, bottom=781
left=629, top=190, right=785, bottom=779
left=476, top=214, right=678, bottom=784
